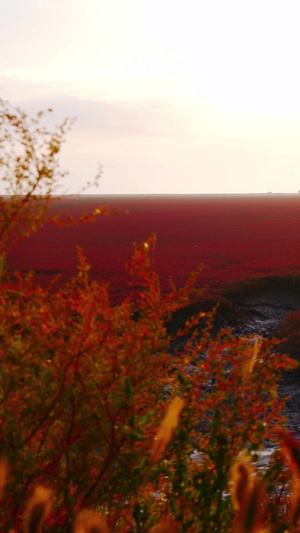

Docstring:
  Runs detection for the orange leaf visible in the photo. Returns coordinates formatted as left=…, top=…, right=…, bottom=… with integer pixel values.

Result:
left=150, top=396, right=185, bottom=464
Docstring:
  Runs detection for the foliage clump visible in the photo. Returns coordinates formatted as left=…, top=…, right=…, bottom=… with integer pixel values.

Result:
left=1, top=98, right=300, bottom=532
left=278, top=309, right=300, bottom=347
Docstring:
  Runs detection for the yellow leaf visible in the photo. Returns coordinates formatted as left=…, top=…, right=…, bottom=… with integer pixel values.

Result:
left=230, top=452, right=254, bottom=511
left=150, top=396, right=185, bottom=464
left=243, top=335, right=262, bottom=379
left=23, top=486, right=53, bottom=533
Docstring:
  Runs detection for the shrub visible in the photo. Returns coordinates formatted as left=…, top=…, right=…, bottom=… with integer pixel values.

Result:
left=278, top=309, right=300, bottom=346
left=1, top=98, right=300, bottom=532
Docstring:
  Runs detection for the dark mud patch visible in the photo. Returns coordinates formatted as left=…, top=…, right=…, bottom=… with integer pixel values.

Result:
left=222, top=274, right=300, bottom=335
left=169, top=274, right=300, bottom=338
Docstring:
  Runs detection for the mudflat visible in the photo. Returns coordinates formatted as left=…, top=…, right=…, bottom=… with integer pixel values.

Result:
left=6, top=194, right=300, bottom=303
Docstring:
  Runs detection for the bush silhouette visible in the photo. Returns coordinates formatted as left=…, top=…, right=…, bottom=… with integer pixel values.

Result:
left=278, top=310, right=300, bottom=347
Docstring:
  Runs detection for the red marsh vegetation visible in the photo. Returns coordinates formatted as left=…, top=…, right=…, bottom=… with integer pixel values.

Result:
left=6, top=194, right=300, bottom=303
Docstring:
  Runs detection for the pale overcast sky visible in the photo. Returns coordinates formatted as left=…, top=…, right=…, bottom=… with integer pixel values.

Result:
left=1, top=0, right=300, bottom=194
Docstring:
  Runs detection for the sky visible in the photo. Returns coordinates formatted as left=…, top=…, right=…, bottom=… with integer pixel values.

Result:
left=1, top=0, right=300, bottom=194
